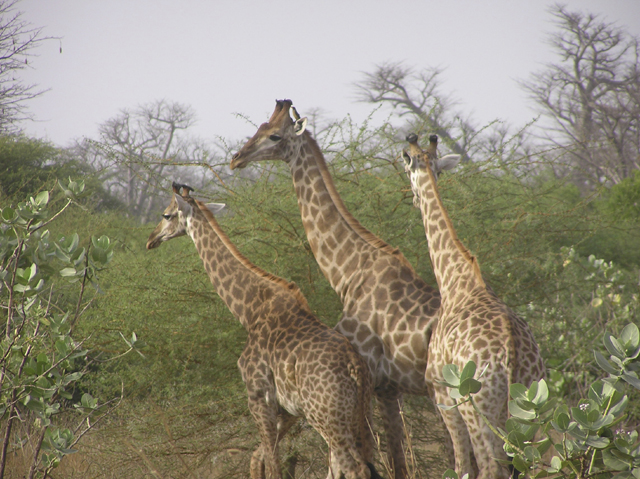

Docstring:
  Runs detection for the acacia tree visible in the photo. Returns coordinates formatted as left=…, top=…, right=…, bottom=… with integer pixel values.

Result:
left=76, top=99, right=216, bottom=223
left=522, top=5, right=640, bottom=188
left=0, top=0, right=50, bottom=132
left=354, top=63, right=475, bottom=162
left=353, top=63, right=537, bottom=168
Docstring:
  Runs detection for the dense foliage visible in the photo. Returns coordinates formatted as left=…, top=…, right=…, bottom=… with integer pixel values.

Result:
left=2, top=103, right=639, bottom=476
left=1, top=5, right=638, bottom=475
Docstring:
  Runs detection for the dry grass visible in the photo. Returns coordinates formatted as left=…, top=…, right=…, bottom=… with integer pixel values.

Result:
left=5, top=394, right=450, bottom=479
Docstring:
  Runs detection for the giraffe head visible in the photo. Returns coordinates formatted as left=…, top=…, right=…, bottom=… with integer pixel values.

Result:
left=229, top=99, right=308, bottom=170
left=402, top=133, right=461, bottom=207
left=146, top=182, right=225, bottom=249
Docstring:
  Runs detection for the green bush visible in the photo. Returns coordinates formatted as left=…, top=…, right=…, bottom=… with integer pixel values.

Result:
left=440, top=323, right=640, bottom=479
left=0, top=181, right=139, bottom=478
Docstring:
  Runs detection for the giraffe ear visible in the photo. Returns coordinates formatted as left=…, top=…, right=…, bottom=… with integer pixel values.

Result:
left=433, top=154, right=461, bottom=174
left=204, top=203, right=226, bottom=215
left=294, top=117, right=308, bottom=136
left=402, top=150, right=414, bottom=169
left=174, top=194, right=191, bottom=214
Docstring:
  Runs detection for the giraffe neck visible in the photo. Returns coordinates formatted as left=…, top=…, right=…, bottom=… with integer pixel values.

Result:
left=186, top=200, right=311, bottom=328
left=413, top=167, right=485, bottom=301
left=286, top=132, right=415, bottom=299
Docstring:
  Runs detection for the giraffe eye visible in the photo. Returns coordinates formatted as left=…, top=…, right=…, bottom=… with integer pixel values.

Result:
left=162, top=214, right=172, bottom=220
left=269, top=135, right=282, bottom=142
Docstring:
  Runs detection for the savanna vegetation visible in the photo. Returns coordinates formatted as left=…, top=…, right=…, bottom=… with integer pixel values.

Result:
left=1, top=2, right=639, bottom=478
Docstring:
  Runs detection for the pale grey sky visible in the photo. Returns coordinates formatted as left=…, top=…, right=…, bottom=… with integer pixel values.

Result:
left=18, top=0, right=640, bottom=148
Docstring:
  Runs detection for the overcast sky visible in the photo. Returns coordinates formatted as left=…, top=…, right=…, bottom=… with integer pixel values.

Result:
left=17, top=0, right=640, bottom=148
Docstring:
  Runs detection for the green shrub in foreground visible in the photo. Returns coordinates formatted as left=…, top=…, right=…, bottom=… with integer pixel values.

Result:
left=440, top=322, right=640, bottom=479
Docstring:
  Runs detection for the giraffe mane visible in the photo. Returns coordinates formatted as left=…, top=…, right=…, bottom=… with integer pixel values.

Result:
left=302, top=131, right=416, bottom=271
left=420, top=156, right=486, bottom=287
left=193, top=199, right=314, bottom=315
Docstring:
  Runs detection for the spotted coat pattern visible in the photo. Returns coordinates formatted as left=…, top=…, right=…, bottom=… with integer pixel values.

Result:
left=403, top=135, right=546, bottom=479
left=231, top=100, right=442, bottom=479
left=146, top=186, right=376, bottom=479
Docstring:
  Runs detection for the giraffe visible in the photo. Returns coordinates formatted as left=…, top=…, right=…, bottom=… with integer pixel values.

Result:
left=402, top=133, right=546, bottom=479
left=146, top=183, right=381, bottom=479
left=230, top=100, right=442, bottom=479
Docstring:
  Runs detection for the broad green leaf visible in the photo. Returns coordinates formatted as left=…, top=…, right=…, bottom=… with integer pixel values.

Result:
left=620, top=324, right=640, bottom=351
left=605, top=332, right=627, bottom=360
left=621, top=372, right=640, bottom=390
left=530, top=379, right=549, bottom=405
left=1, top=207, right=16, bottom=223
left=524, top=445, right=541, bottom=462
left=549, top=456, right=562, bottom=473
left=512, top=454, right=528, bottom=473
left=62, top=372, right=83, bottom=386
left=54, top=244, right=71, bottom=262
left=459, top=378, right=482, bottom=396
left=460, top=361, right=477, bottom=381
left=34, top=191, right=49, bottom=206
left=90, top=247, right=108, bottom=265
left=55, top=340, right=69, bottom=356
left=442, top=364, right=461, bottom=388
left=505, top=419, right=539, bottom=440
left=571, top=408, right=592, bottom=429
left=590, top=380, right=617, bottom=406
left=58, top=179, right=73, bottom=197
left=603, top=448, right=633, bottom=471
left=536, top=438, right=552, bottom=457
left=586, top=436, right=610, bottom=448
left=442, top=469, right=458, bottom=479
left=509, top=401, right=536, bottom=420
left=510, top=383, right=528, bottom=401
left=81, top=393, right=98, bottom=409
left=60, top=267, right=77, bottom=277
left=567, top=422, right=587, bottom=441
left=449, top=388, right=463, bottom=400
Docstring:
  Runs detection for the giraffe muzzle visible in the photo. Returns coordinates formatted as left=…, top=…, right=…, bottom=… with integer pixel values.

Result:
left=229, top=153, right=247, bottom=170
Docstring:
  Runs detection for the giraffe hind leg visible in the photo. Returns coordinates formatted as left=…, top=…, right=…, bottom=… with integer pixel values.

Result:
left=434, top=387, right=475, bottom=478
left=377, top=392, right=408, bottom=479
left=458, top=395, right=511, bottom=479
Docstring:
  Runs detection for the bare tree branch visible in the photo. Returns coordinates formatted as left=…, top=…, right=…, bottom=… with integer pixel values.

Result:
left=72, top=100, right=219, bottom=223
left=0, top=0, right=55, bottom=132
left=354, top=62, right=474, bottom=162
left=521, top=4, right=640, bottom=188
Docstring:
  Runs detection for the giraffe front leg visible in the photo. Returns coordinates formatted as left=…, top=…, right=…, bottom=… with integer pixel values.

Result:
left=377, top=391, right=408, bottom=479
left=247, top=391, right=282, bottom=479
left=250, top=444, right=266, bottom=479
left=248, top=409, right=298, bottom=479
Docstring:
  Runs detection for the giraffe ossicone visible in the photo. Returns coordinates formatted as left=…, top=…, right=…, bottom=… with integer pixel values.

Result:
left=147, top=183, right=381, bottom=479
left=231, top=100, right=442, bottom=479
left=403, top=134, right=546, bottom=479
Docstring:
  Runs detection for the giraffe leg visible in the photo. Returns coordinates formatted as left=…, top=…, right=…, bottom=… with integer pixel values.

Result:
left=306, top=411, right=371, bottom=479
left=377, top=392, right=408, bottom=479
left=323, top=436, right=371, bottom=479
left=250, top=445, right=267, bottom=479
left=434, top=387, right=475, bottom=478
left=245, top=384, right=282, bottom=479
left=248, top=408, right=298, bottom=479
left=458, top=388, right=511, bottom=479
